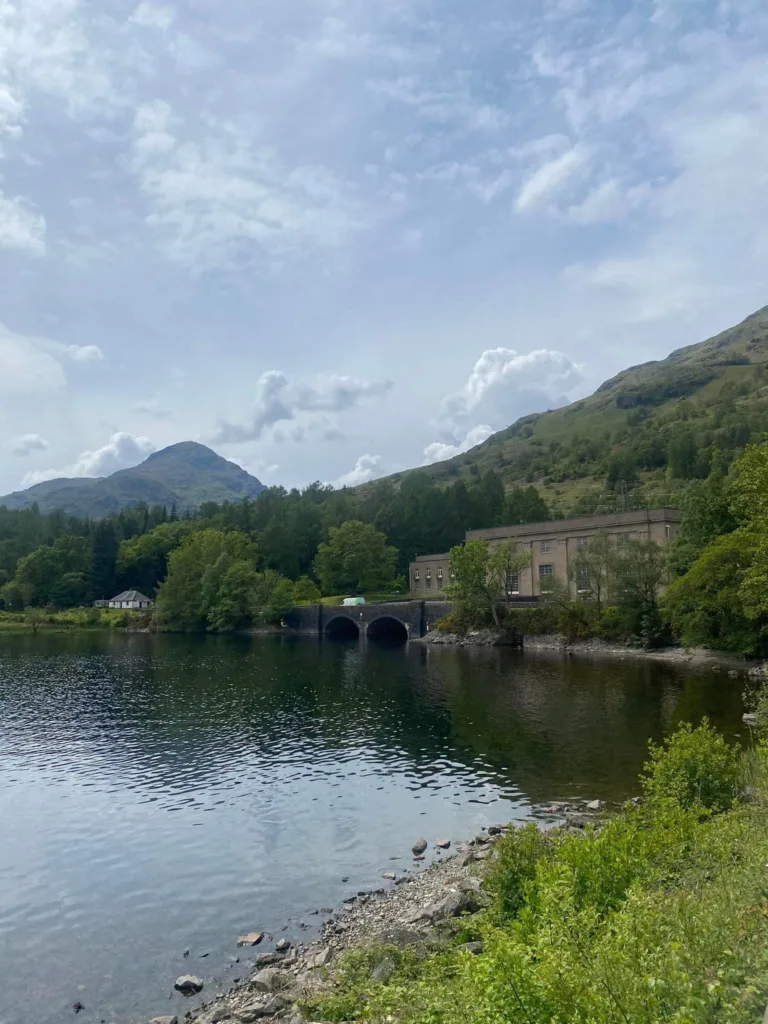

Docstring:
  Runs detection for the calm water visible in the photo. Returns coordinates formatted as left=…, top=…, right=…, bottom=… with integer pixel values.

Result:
left=0, top=633, right=745, bottom=1024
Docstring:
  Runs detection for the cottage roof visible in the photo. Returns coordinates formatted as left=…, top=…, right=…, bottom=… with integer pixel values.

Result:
left=110, top=590, right=152, bottom=603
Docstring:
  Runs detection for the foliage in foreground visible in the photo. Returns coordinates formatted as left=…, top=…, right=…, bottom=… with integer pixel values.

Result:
left=305, top=720, right=768, bottom=1024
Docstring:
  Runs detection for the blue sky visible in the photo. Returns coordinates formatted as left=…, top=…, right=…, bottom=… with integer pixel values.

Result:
left=1, top=0, right=767, bottom=494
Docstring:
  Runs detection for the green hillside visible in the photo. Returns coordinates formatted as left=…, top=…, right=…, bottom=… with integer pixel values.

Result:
left=395, top=304, right=768, bottom=514
left=0, top=442, right=265, bottom=517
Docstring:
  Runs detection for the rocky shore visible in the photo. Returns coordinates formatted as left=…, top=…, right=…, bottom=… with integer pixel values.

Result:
left=419, top=628, right=766, bottom=674
left=146, top=806, right=606, bottom=1024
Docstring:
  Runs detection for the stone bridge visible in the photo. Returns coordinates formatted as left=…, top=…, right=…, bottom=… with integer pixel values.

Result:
left=284, top=600, right=452, bottom=642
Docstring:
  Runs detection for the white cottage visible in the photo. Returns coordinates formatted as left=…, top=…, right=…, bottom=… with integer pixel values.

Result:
left=107, top=590, right=154, bottom=610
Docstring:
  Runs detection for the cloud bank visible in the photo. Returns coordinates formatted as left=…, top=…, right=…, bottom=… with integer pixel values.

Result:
left=214, top=371, right=392, bottom=444
left=21, top=433, right=156, bottom=487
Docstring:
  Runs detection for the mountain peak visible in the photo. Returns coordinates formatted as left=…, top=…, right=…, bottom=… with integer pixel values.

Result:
left=145, top=441, right=227, bottom=468
left=0, top=441, right=265, bottom=516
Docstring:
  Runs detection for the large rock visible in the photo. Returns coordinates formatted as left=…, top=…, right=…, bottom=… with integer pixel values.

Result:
left=375, top=925, right=423, bottom=947
left=435, top=839, right=451, bottom=849
left=237, top=932, right=264, bottom=947
left=236, top=995, right=287, bottom=1022
left=564, top=813, right=591, bottom=830
left=306, top=946, right=331, bottom=969
left=406, top=890, right=478, bottom=926
left=586, top=800, right=604, bottom=812
left=411, top=838, right=428, bottom=856
left=254, top=951, right=286, bottom=967
left=174, top=975, right=204, bottom=995
left=250, top=968, right=285, bottom=993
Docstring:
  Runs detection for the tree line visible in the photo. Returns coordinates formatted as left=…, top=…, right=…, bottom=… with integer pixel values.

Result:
left=0, top=471, right=549, bottom=630
left=4, top=435, right=768, bottom=652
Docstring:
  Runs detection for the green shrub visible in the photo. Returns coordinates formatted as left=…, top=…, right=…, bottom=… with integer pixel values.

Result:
left=642, top=719, right=742, bottom=813
left=485, top=823, right=551, bottom=922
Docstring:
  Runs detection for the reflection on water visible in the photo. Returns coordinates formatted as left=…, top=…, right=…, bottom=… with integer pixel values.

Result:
left=0, top=633, right=744, bottom=1024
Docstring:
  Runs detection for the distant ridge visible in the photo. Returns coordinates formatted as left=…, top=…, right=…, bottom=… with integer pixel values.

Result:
left=0, top=441, right=266, bottom=517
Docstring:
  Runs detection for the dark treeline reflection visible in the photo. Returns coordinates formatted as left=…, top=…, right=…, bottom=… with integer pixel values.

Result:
left=1, top=633, right=744, bottom=807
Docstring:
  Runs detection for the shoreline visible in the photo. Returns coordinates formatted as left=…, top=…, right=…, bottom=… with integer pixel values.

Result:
left=151, top=807, right=600, bottom=1024
left=418, top=628, right=766, bottom=674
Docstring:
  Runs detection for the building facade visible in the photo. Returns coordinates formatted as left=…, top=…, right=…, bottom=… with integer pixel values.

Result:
left=409, top=508, right=680, bottom=598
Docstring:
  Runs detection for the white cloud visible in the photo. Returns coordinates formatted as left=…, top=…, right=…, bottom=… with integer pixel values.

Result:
left=129, top=2, right=175, bottom=31
left=332, top=454, right=381, bottom=488
left=21, top=432, right=156, bottom=487
left=8, top=433, right=49, bottom=456
left=297, top=376, right=393, bottom=412
left=58, top=343, right=105, bottom=363
left=0, top=324, right=66, bottom=393
left=437, top=347, right=584, bottom=438
left=515, top=145, right=590, bottom=212
left=131, top=101, right=362, bottom=270
left=564, top=254, right=702, bottom=322
left=214, top=370, right=392, bottom=443
left=0, top=192, right=46, bottom=254
left=566, top=180, right=650, bottom=225
left=423, top=425, right=493, bottom=464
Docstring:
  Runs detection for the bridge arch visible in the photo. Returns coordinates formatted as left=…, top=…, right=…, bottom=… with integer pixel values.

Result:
left=366, top=615, right=409, bottom=644
left=324, top=615, right=360, bottom=640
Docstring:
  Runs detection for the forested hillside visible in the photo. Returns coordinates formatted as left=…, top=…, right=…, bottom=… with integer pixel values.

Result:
left=385, top=305, right=768, bottom=515
left=0, top=469, right=538, bottom=608
left=0, top=442, right=265, bottom=516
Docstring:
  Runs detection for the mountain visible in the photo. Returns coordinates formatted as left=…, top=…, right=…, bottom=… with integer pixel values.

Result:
left=0, top=442, right=266, bottom=517
left=387, top=304, right=768, bottom=514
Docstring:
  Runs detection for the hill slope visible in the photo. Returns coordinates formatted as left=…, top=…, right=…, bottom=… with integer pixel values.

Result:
left=0, top=442, right=265, bottom=516
left=391, top=304, right=768, bottom=513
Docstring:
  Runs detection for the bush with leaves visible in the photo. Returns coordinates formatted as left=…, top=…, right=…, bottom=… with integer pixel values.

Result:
left=642, top=719, right=742, bottom=814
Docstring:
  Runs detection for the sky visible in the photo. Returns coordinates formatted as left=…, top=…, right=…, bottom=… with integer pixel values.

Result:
left=1, top=0, right=767, bottom=495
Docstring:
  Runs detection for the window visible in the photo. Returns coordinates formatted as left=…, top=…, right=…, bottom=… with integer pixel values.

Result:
left=538, top=564, right=554, bottom=592
left=540, top=540, right=550, bottom=553
left=437, top=567, right=443, bottom=579
left=577, top=567, right=590, bottom=593
left=506, top=571, right=520, bottom=595
left=665, top=524, right=671, bottom=541
left=426, top=575, right=432, bottom=590
left=414, top=569, right=420, bottom=580
left=426, top=569, right=431, bottom=579
left=577, top=536, right=588, bottom=549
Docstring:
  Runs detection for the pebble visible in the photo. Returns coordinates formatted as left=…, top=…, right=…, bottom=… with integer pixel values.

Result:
left=382, top=872, right=397, bottom=881
left=411, top=838, right=428, bottom=856
left=586, top=799, right=604, bottom=812
left=275, top=939, right=291, bottom=953
left=174, top=975, right=204, bottom=995
left=435, top=839, right=451, bottom=849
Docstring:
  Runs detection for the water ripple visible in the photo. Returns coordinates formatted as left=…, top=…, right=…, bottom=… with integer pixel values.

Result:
left=0, top=633, right=743, bottom=1024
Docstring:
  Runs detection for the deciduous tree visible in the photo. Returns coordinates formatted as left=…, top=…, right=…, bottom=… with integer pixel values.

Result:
left=314, top=520, right=397, bottom=595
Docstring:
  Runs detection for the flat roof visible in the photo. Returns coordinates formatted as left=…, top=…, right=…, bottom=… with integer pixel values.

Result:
left=466, top=507, right=680, bottom=542
left=412, top=553, right=450, bottom=562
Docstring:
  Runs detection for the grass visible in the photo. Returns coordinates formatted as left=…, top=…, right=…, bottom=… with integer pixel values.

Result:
left=0, top=608, right=149, bottom=634
left=303, top=718, right=768, bottom=1024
